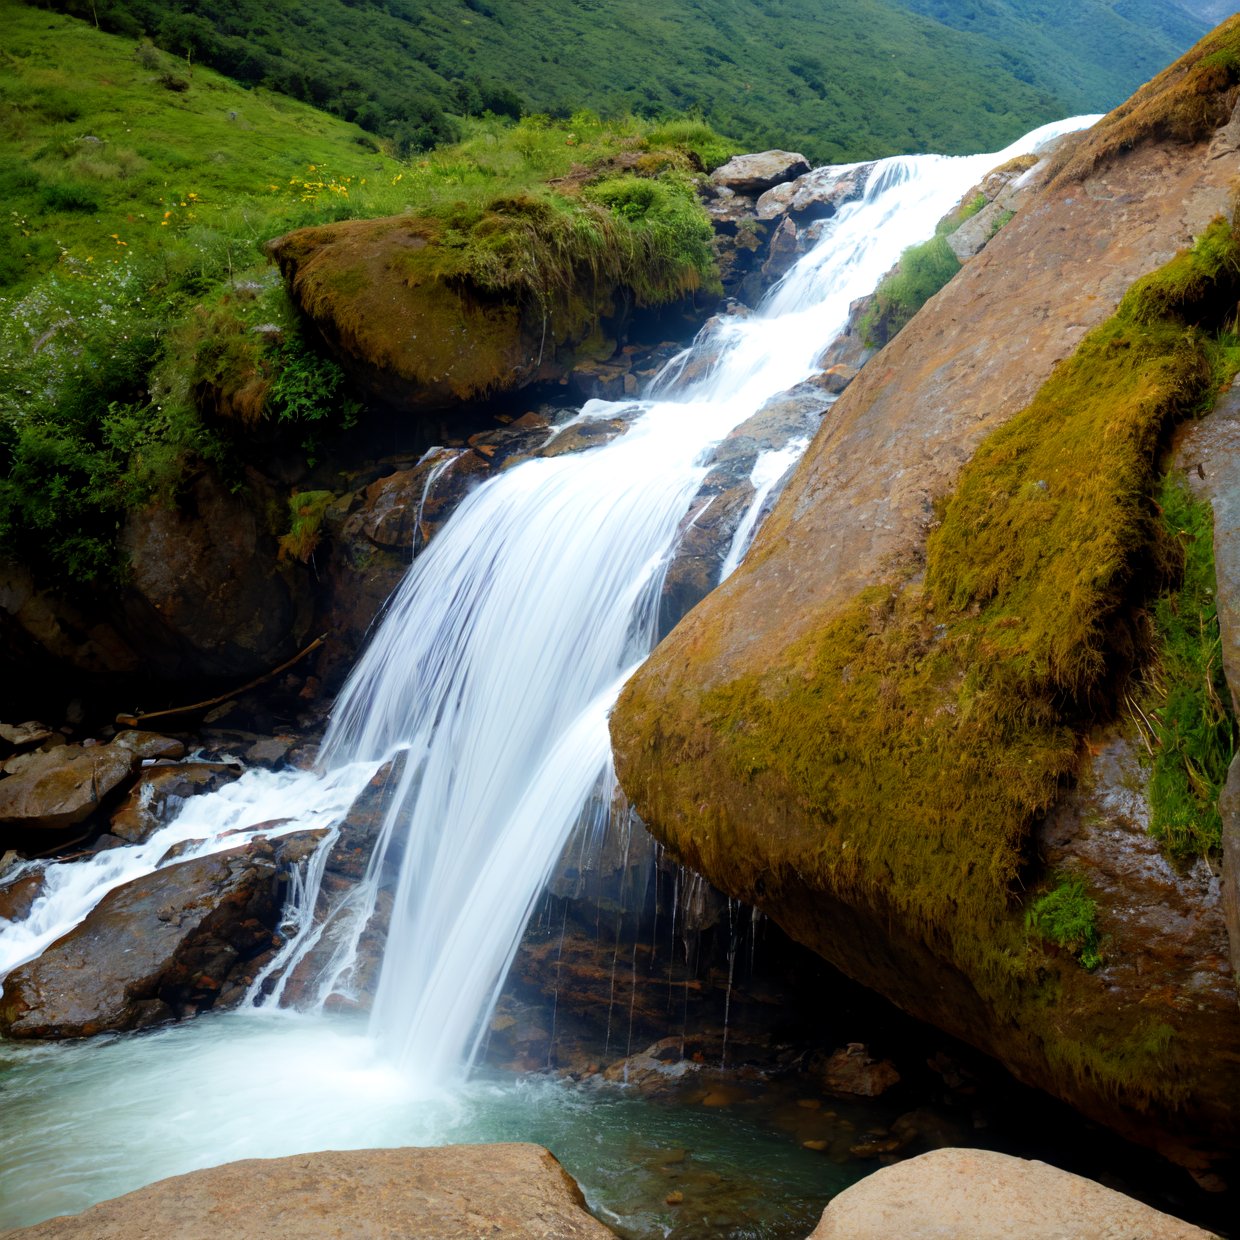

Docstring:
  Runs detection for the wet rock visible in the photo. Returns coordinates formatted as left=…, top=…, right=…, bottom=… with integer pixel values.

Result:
left=820, top=1044, right=901, bottom=1097
left=762, top=216, right=800, bottom=284
left=245, top=736, right=295, bottom=768
left=808, top=1148, right=1215, bottom=1239
left=0, top=731, right=180, bottom=833
left=2, top=1144, right=617, bottom=1240
left=0, top=834, right=315, bottom=1038
left=0, top=867, right=44, bottom=921
left=109, top=763, right=241, bottom=844
left=755, top=162, right=872, bottom=223
left=602, top=1048, right=703, bottom=1094
left=711, top=150, right=810, bottom=195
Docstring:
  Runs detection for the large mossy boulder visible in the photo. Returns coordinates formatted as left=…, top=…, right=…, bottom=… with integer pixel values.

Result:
left=268, top=189, right=716, bottom=412
left=611, top=21, right=1240, bottom=1175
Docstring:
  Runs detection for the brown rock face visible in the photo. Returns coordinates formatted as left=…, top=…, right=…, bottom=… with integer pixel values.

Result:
left=0, top=732, right=184, bottom=834
left=809, top=1148, right=1214, bottom=1240
left=0, top=836, right=310, bottom=1037
left=109, top=763, right=241, bottom=844
left=118, top=468, right=312, bottom=681
left=2, top=1144, right=616, bottom=1240
left=611, top=65, right=1240, bottom=1169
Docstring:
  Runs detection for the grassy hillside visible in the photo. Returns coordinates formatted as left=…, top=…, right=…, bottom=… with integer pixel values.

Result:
left=0, top=6, right=732, bottom=584
left=896, top=0, right=1207, bottom=106
left=26, top=0, right=1206, bottom=164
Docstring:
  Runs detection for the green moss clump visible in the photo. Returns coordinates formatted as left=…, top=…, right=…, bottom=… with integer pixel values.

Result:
left=1027, top=874, right=1103, bottom=970
left=1140, top=474, right=1236, bottom=859
left=278, top=489, right=334, bottom=563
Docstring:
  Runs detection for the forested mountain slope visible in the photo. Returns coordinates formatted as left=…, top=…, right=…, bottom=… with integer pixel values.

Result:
left=27, top=0, right=1213, bottom=162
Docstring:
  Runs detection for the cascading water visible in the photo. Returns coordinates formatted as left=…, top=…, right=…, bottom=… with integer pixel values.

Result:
left=280, top=115, right=1100, bottom=1081
left=0, top=116, right=1098, bottom=1233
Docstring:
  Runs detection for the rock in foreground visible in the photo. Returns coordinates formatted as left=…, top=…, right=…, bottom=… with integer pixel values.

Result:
left=3, top=1144, right=616, bottom=1240
left=809, top=1148, right=1216, bottom=1239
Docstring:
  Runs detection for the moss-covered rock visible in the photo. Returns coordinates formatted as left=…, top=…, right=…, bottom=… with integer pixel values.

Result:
left=269, top=184, right=718, bottom=412
left=611, top=34, right=1240, bottom=1174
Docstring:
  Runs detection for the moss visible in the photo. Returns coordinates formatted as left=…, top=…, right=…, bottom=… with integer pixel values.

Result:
left=1138, top=473, right=1237, bottom=859
left=689, top=215, right=1240, bottom=1106
left=1051, top=14, right=1240, bottom=185
left=278, top=489, right=334, bottom=563
left=1027, top=874, right=1102, bottom=970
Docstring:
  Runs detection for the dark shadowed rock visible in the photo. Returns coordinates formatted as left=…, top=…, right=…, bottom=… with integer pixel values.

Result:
left=820, top=1044, right=901, bottom=1097
left=119, top=468, right=313, bottom=681
left=0, top=834, right=316, bottom=1037
left=1, top=1144, right=617, bottom=1240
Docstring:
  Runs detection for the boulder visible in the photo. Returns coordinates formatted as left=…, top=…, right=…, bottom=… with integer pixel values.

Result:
left=0, top=835, right=313, bottom=1037
left=820, top=1044, right=900, bottom=1097
left=808, top=1148, right=1215, bottom=1239
left=2, top=1144, right=616, bottom=1239
left=109, top=763, right=241, bottom=844
left=755, top=162, right=872, bottom=222
left=711, top=150, right=811, bottom=195
left=612, top=41, right=1240, bottom=1172
left=0, top=731, right=182, bottom=833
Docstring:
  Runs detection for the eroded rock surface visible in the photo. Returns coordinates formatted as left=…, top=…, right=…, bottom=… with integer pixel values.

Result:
left=2, top=1144, right=616, bottom=1240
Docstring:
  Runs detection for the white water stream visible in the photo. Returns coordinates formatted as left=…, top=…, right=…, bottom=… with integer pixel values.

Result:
left=0, top=116, right=1097, bottom=1230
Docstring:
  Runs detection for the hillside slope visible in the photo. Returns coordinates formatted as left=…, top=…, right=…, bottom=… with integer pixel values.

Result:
left=28, top=0, right=1209, bottom=163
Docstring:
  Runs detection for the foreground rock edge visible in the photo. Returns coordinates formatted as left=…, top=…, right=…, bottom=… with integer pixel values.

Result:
left=809, top=1147, right=1218, bottom=1239
left=0, top=1143, right=617, bottom=1239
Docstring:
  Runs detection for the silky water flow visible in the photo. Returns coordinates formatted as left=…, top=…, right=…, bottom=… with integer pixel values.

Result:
left=0, top=117, right=1096, bottom=1232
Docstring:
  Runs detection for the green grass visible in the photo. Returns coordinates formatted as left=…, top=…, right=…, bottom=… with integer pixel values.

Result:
left=1136, top=474, right=1237, bottom=859
left=0, top=7, right=732, bottom=587
left=27, top=0, right=1207, bottom=168
left=1027, top=874, right=1103, bottom=970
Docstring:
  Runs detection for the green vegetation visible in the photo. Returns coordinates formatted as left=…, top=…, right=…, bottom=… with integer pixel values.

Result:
left=858, top=194, right=990, bottom=346
left=1135, top=474, right=1236, bottom=859
left=1051, top=12, right=1240, bottom=185
left=26, top=0, right=1207, bottom=166
left=859, top=234, right=960, bottom=346
left=278, top=489, right=335, bottom=563
left=689, top=215, right=1240, bottom=1101
left=1027, top=874, right=1103, bottom=970
left=0, top=8, right=730, bottom=586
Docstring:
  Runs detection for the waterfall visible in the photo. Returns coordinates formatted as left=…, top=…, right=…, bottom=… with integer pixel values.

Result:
left=305, top=116, right=1098, bottom=1081
left=0, top=116, right=1098, bottom=1085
